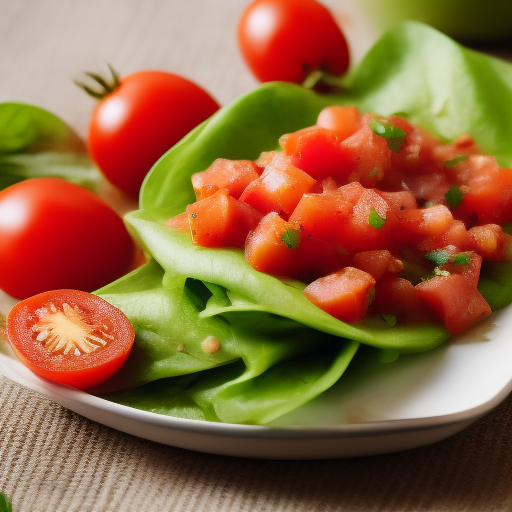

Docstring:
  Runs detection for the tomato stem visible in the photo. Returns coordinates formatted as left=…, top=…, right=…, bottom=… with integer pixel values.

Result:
left=75, top=63, right=121, bottom=100
left=301, top=69, right=344, bottom=91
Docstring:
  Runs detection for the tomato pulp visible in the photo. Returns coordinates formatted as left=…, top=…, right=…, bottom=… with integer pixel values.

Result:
left=166, top=106, right=512, bottom=335
left=6, top=289, right=135, bottom=390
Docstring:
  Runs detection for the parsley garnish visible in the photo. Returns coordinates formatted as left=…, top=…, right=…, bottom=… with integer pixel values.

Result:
left=370, top=118, right=406, bottom=153
left=444, top=155, right=469, bottom=168
left=445, top=185, right=464, bottom=210
left=425, top=249, right=451, bottom=266
left=452, top=252, right=471, bottom=266
left=368, top=208, right=386, bottom=229
left=281, top=228, right=300, bottom=249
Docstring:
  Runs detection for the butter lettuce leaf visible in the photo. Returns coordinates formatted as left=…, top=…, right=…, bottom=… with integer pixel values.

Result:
left=98, top=22, right=512, bottom=424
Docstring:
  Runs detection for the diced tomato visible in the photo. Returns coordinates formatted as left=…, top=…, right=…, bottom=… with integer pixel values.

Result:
left=316, top=106, right=361, bottom=140
left=187, top=189, right=262, bottom=247
left=440, top=251, right=482, bottom=287
left=397, top=205, right=453, bottom=245
left=371, top=276, right=433, bottom=324
left=289, top=189, right=352, bottom=241
left=387, top=115, right=443, bottom=177
left=353, top=250, right=403, bottom=282
left=240, top=153, right=316, bottom=216
left=304, top=267, right=376, bottom=323
left=375, top=190, right=417, bottom=216
left=245, top=212, right=301, bottom=277
left=450, top=156, right=512, bottom=225
left=337, top=181, right=365, bottom=204
left=337, top=188, right=399, bottom=252
left=293, top=236, right=346, bottom=283
left=340, top=114, right=392, bottom=187
left=468, top=224, right=512, bottom=261
left=416, top=274, right=491, bottom=335
left=192, top=158, right=262, bottom=200
left=164, top=211, right=189, bottom=232
left=279, top=127, right=355, bottom=181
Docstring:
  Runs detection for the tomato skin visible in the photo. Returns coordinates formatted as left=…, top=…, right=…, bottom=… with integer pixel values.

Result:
left=88, top=71, right=220, bottom=199
left=238, top=0, right=350, bottom=84
left=0, top=178, right=135, bottom=300
left=6, top=289, right=135, bottom=390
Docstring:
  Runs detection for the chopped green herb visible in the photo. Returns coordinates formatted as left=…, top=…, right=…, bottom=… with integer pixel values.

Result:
left=382, top=314, right=397, bottom=327
left=190, top=212, right=198, bottom=218
left=369, top=167, right=378, bottom=177
left=281, top=228, right=300, bottom=249
left=444, top=155, right=469, bottom=168
left=445, top=185, right=464, bottom=210
left=423, top=201, right=435, bottom=208
left=369, top=118, right=406, bottom=153
left=368, top=208, right=386, bottom=229
left=425, top=249, right=451, bottom=266
left=452, top=252, right=471, bottom=266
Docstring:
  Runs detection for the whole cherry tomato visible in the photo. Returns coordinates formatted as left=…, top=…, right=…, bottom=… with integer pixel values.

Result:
left=238, top=0, right=350, bottom=85
left=0, top=178, right=135, bottom=299
left=84, top=69, right=220, bottom=199
left=6, top=289, right=135, bottom=390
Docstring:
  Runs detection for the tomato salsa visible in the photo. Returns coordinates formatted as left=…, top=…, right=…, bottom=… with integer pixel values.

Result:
left=165, top=106, right=512, bottom=335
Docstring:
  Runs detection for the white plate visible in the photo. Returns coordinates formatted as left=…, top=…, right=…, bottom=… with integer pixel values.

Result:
left=2, top=289, right=512, bottom=459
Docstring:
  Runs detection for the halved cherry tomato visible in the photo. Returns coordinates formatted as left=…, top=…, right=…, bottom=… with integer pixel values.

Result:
left=237, top=0, right=350, bottom=85
left=6, top=289, right=135, bottom=390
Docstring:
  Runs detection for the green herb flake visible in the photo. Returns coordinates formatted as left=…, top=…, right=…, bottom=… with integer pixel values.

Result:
left=369, top=167, right=378, bottom=177
left=281, top=228, right=300, bottom=250
left=368, top=208, right=386, bottom=229
left=425, top=249, right=451, bottom=266
left=382, top=314, right=397, bottom=327
left=452, top=252, right=471, bottom=266
left=444, top=155, right=469, bottom=168
left=445, top=185, right=464, bottom=210
left=369, top=118, right=406, bottom=153
left=423, top=201, right=435, bottom=208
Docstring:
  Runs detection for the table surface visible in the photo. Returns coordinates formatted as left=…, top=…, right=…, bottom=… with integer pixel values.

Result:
left=2, top=1, right=512, bottom=511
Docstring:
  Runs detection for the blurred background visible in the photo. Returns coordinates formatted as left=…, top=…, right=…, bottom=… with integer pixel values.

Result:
left=0, top=0, right=376, bottom=138
left=2, top=0, right=510, bottom=140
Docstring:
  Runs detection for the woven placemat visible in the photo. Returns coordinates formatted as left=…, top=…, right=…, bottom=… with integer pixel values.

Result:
left=1, top=375, right=512, bottom=512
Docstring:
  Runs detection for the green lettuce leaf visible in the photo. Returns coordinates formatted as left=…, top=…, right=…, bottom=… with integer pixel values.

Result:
left=99, top=21, right=512, bottom=424
left=0, top=103, right=100, bottom=190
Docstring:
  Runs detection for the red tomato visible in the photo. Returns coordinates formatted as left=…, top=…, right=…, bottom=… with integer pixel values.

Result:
left=303, top=267, right=376, bottom=323
left=87, top=70, right=220, bottom=199
left=6, top=289, right=135, bottom=390
left=237, top=0, right=350, bottom=84
left=186, top=189, right=263, bottom=247
left=0, top=178, right=135, bottom=300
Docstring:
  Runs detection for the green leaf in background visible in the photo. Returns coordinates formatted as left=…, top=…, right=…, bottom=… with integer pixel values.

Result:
left=0, top=492, right=12, bottom=512
left=0, top=103, right=100, bottom=191
left=99, top=21, right=512, bottom=424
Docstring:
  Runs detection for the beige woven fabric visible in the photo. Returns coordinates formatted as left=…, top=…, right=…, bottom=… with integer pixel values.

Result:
left=2, top=374, right=512, bottom=512
left=2, top=1, right=512, bottom=511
